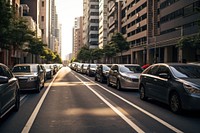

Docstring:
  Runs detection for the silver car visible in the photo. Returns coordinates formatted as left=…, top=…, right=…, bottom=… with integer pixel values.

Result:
left=107, top=64, right=142, bottom=90
left=12, top=64, right=45, bottom=93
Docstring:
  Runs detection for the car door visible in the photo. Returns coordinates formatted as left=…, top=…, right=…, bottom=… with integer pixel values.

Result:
left=144, top=65, right=160, bottom=98
left=0, top=65, right=17, bottom=114
left=153, top=65, right=171, bottom=102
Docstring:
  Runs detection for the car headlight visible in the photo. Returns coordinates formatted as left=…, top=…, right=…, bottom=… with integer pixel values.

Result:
left=28, top=77, right=37, bottom=81
left=183, top=84, right=200, bottom=95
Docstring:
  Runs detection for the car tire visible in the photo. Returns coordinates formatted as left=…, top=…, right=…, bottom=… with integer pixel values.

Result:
left=169, top=92, right=182, bottom=113
left=13, top=90, right=20, bottom=112
left=107, top=78, right=111, bottom=87
left=100, top=76, right=103, bottom=83
left=116, top=80, right=122, bottom=91
left=140, top=85, right=147, bottom=100
left=36, top=82, right=41, bottom=93
left=95, top=76, right=97, bottom=81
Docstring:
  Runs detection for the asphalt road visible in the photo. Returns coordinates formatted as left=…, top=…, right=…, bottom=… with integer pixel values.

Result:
left=0, top=67, right=200, bottom=133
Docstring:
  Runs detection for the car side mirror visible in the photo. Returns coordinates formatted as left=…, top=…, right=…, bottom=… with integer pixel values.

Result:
left=159, top=73, right=170, bottom=79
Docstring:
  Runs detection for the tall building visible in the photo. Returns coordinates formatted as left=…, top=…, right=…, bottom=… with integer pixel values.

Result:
left=73, top=17, right=83, bottom=58
left=99, top=0, right=109, bottom=48
left=83, top=0, right=99, bottom=49
left=39, top=0, right=50, bottom=45
left=108, top=0, right=200, bottom=65
left=20, top=0, right=42, bottom=38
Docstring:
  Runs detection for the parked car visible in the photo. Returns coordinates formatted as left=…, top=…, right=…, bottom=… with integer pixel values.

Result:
left=139, top=63, right=200, bottom=113
left=86, top=64, right=97, bottom=76
left=12, top=64, right=45, bottom=93
left=124, top=64, right=144, bottom=73
left=43, top=64, right=53, bottom=79
left=107, top=64, right=141, bottom=90
left=0, top=63, right=20, bottom=118
left=95, top=64, right=111, bottom=83
left=40, top=64, right=47, bottom=81
left=81, top=63, right=89, bottom=74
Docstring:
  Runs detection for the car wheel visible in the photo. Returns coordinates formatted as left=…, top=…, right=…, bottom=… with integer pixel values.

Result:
left=107, top=78, right=111, bottom=86
left=100, top=76, right=103, bottom=83
left=116, top=80, right=122, bottom=90
left=169, top=92, right=181, bottom=113
left=140, top=85, right=147, bottom=100
left=36, top=82, right=41, bottom=93
left=13, top=90, right=20, bottom=112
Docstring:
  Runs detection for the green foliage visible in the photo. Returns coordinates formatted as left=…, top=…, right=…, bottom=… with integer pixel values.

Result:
left=103, top=42, right=117, bottom=58
left=53, top=52, right=62, bottom=63
left=0, top=0, right=13, bottom=49
left=91, top=48, right=103, bottom=61
left=77, top=45, right=91, bottom=62
left=110, top=32, right=129, bottom=53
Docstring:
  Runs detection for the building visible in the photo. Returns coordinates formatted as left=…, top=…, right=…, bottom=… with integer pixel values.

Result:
left=83, top=0, right=99, bottom=49
left=73, top=17, right=83, bottom=58
left=108, top=0, right=200, bottom=65
left=99, top=0, right=109, bottom=48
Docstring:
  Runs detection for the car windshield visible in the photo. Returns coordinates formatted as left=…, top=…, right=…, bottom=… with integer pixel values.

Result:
left=125, top=66, right=143, bottom=73
left=13, top=65, right=38, bottom=73
left=12, top=66, right=31, bottom=73
left=170, top=65, right=200, bottom=78
left=103, top=65, right=110, bottom=71
left=90, top=64, right=96, bottom=68
left=119, top=66, right=131, bottom=73
left=44, top=65, right=51, bottom=69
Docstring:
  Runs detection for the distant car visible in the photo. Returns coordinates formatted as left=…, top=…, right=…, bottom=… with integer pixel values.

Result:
left=107, top=64, right=141, bottom=90
left=86, top=64, right=97, bottom=76
left=12, top=64, right=45, bottom=93
left=95, top=64, right=110, bottom=83
left=43, top=64, right=53, bottom=79
left=0, top=63, right=20, bottom=118
left=81, top=63, right=89, bottom=74
left=139, top=63, right=200, bottom=113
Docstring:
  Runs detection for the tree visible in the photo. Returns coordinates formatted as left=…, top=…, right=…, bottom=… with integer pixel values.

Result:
left=0, top=0, right=13, bottom=49
left=90, top=48, right=103, bottom=62
left=110, top=33, right=129, bottom=63
left=102, top=42, right=117, bottom=63
left=77, top=45, right=91, bottom=62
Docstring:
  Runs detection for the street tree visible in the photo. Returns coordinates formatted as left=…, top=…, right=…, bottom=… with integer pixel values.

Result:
left=77, top=45, right=91, bottom=62
left=102, top=42, right=117, bottom=63
left=0, top=0, right=13, bottom=49
left=110, top=32, right=129, bottom=63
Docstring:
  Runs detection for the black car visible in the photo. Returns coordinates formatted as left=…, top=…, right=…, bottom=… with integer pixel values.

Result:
left=0, top=63, right=20, bottom=118
left=95, top=64, right=111, bottom=83
left=139, top=63, right=200, bottom=113
left=12, top=64, right=45, bottom=93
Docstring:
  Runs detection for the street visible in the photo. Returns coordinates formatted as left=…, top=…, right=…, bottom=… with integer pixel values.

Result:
left=0, top=67, right=200, bottom=133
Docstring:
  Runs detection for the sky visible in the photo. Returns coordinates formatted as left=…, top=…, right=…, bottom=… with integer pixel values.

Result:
left=55, top=0, right=83, bottom=59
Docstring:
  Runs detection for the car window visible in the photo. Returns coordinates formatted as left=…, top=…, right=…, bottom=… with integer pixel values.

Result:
left=126, top=66, right=143, bottom=73
left=170, top=65, right=200, bottom=78
left=12, top=66, right=31, bottom=73
left=0, top=66, right=13, bottom=79
left=157, top=65, right=170, bottom=76
left=103, top=65, right=110, bottom=71
left=119, top=66, right=131, bottom=73
left=147, top=65, right=159, bottom=75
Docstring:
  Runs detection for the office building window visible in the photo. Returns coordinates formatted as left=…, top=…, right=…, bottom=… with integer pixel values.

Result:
left=41, top=16, right=44, bottom=21
left=42, top=1, right=44, bottom=7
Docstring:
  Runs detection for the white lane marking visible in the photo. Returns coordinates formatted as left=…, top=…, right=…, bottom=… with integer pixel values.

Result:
left=77, top=73, right=184, bottom=133
left=20, top=95, right=27, bottom=101
left=72, top=72, right=145, bottom=133
left=21, top=68, right=62, bottom=133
